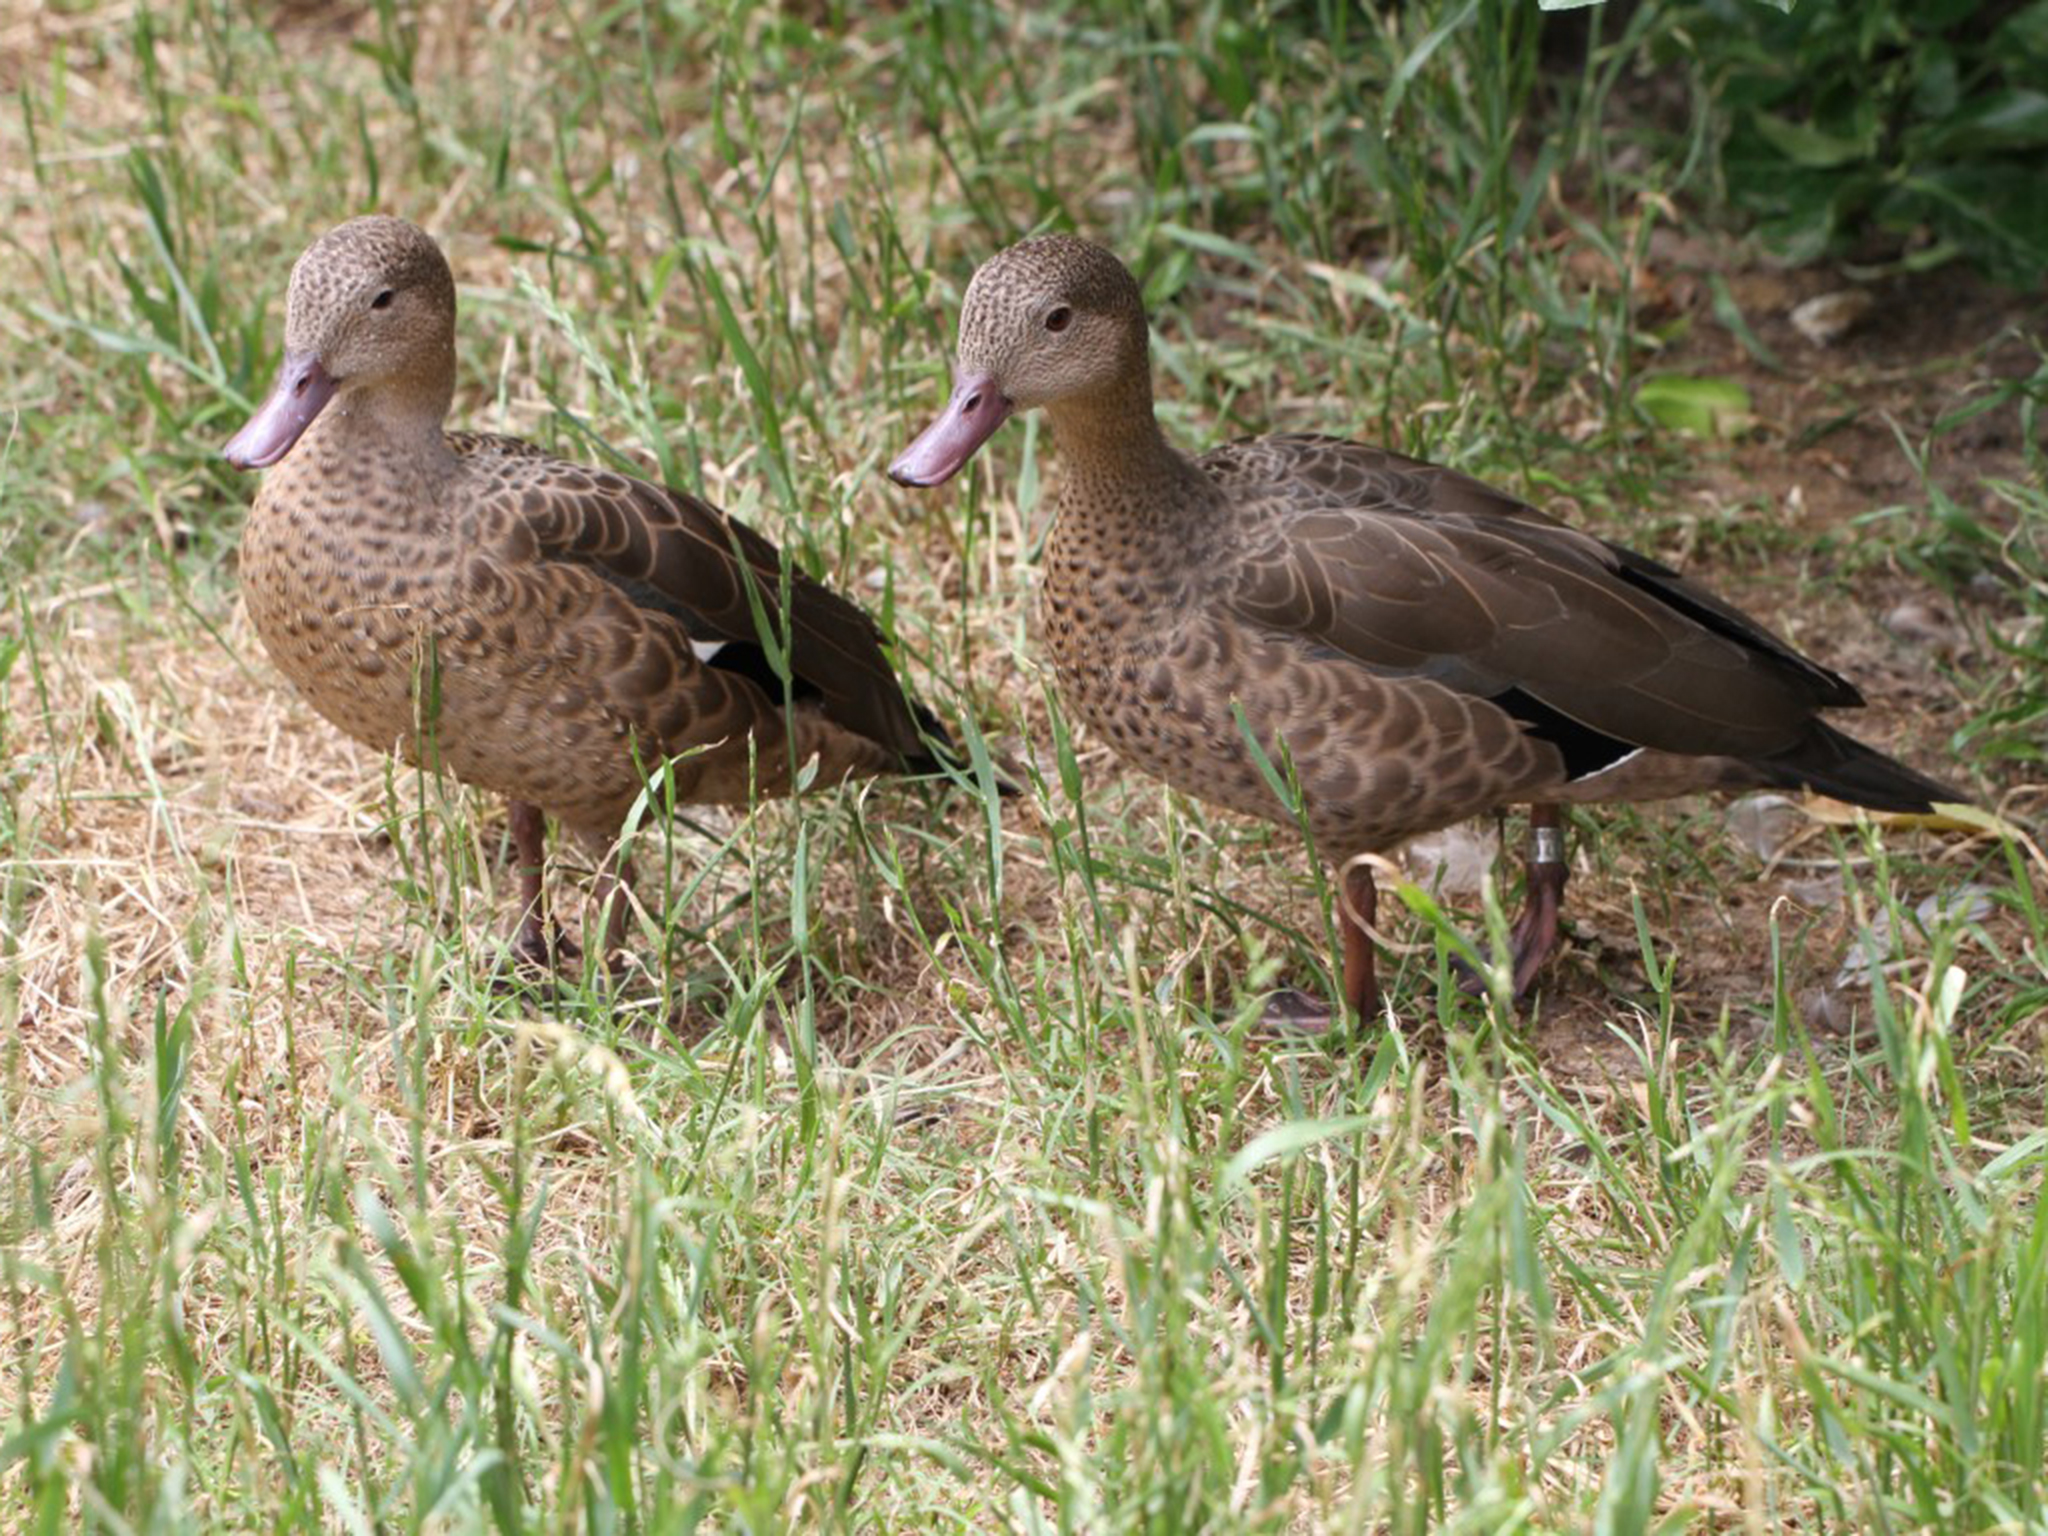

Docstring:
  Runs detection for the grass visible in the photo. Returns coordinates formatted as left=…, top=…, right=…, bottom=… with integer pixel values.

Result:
left=2, top=0, right=2044, bottom=1530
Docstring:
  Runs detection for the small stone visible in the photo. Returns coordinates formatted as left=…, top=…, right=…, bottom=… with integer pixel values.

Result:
left=1966, top=570, right=2011, bottom=603
left=1801, top=985, right=1852, bottom=1033
left=1917, top=885, right=1993, bottom=930
left=1406, top=822, right=1500, bottom=898
left=1834, top=886, right=1992, bottom=988
left=1727, top=793, right=1804, bottom=860
left=1882, top=600, right=1964, bottom=657
left=1790, top=289, right=1874, bottom=347
left=1782, top=873, right=1843, bottom=909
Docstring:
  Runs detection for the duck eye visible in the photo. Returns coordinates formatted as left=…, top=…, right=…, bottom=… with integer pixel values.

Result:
left=370, top=289, right=395, bottom=310
left=1044, top=305, right=1072, bottom=333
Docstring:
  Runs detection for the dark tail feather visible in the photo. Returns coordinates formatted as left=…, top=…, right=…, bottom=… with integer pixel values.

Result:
left=1753, top=721, right=1967, bottom=814
left=902, top=700, right=1023, bottom=797
left=901, top=699, right=962, bottom=776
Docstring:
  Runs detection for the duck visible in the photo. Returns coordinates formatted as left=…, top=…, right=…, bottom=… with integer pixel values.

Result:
left=226, top=214, right=954, bottom=968
left=889, top=233, right=1964, bottom=1024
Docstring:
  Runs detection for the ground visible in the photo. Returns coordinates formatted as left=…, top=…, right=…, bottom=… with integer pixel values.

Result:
left=1, top=3, right=2044, bottom=1531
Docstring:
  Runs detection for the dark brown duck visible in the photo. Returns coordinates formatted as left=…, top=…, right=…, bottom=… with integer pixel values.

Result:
left=228, top=215, right=951, bottom=965
left=891, top=233, right=1963, bottom=1022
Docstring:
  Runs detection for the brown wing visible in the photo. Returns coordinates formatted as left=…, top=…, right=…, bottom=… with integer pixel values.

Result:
left=451, top=432, right=946, bottom=767
left=1208, top=434, right=1860, bottom=763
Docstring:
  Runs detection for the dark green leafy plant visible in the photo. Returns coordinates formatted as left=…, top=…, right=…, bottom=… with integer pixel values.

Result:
left=1678, top=0, right=2048, bottom=282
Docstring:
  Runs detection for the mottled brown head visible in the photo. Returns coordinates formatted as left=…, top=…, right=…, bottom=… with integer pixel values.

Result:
left=890, top=235, right=1151, bottom=487
left=956, top=235, right=1147, bottom=408
left=225, top=215, right=458, bottom=469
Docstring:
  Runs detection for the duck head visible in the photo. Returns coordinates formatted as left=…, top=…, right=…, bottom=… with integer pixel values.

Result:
left=889, top=234, right=1149, bottom=488
left=225, top=215, right=458, bottom=470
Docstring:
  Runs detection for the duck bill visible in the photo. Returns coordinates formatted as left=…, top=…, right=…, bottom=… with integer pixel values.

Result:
left=224, top=350, right=337, bottom=470
left=888, top=372, right=1012, bottom=488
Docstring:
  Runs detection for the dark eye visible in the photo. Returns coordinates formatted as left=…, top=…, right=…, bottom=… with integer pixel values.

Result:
left=370, top=289, right=395, bottom=310
left=1044, top=305, right=1072, bottom=333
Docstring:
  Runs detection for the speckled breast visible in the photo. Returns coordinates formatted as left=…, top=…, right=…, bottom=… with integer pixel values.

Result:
left=238, top=462, right=636, bottom=828
left=236, top=459, right=785, bottom=838
left=240, top=486, right=435, bottom=758
left=1038, top=545, right=1318, bottom=835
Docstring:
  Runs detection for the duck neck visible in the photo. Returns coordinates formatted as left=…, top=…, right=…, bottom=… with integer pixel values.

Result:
left=1044, top=373, right=1213, bottom=527
left=309, top=371, right=458, bottom=482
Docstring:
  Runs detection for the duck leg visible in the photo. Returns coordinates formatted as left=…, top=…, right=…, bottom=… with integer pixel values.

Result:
left=1506, top=806, right=1569, bottom=996
left=1258, top=860, right=1380, bottom=1032
left=1457, top=805, right=1568, bottom=999
left=508, top=800, right=579, bottom=970
left=1338, top=859, right=1380, bottom=1017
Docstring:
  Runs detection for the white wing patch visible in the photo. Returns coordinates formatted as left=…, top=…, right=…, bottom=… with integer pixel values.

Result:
left=1569, top=745, right=1645, bottom=785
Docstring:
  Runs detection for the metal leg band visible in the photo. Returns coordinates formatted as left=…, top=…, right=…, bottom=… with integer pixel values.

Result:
left=1530, top=823, right=1566, bottom=867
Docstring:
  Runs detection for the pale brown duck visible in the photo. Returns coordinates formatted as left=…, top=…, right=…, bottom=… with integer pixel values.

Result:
left=227, top=215, right=952, bottom=966
left=890, top=234, right=1963, bottom=1023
